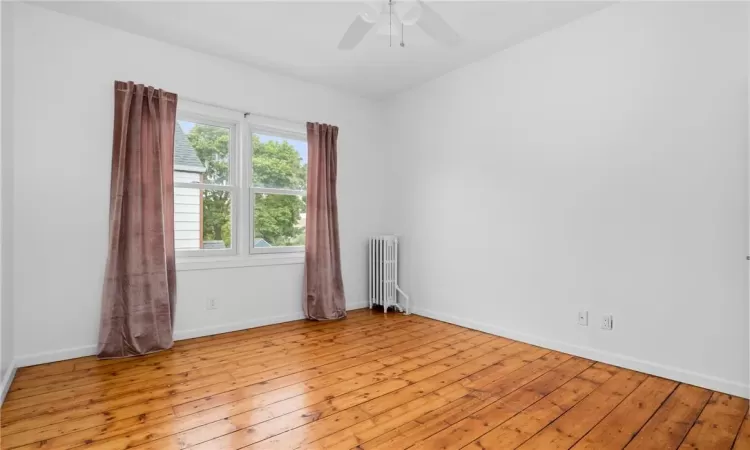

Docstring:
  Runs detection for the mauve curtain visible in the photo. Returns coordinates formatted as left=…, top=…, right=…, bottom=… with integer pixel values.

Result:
left=97, top=81, right=177, bottom=358
left=303, top=122, right=346, bottom=320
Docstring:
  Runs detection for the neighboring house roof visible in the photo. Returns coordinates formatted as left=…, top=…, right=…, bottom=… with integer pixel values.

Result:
left=175, top=123, right=206, bottom=173
left=254, top=239, right=271, bottom=248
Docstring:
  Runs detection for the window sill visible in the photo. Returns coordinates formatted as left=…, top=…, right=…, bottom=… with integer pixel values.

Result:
left=176, top=253, right=304, bottom=271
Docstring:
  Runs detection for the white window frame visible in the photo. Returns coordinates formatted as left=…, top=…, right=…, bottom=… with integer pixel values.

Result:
left=247, top=121, right=308, bottom=255
left=174, top=102, right=242, bottom=259
left=175, top=100, right=307, bottom=262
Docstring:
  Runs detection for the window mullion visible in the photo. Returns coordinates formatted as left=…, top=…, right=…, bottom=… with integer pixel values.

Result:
left=240, top=119, right=252, bottom=256
left=247, top=120, right=255, bottom=255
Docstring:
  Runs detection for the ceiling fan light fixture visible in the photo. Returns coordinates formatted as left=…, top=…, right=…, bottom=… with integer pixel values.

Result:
left=337, top=0, right=458, bottom=50
left=375, top=11, right=401, bottom=37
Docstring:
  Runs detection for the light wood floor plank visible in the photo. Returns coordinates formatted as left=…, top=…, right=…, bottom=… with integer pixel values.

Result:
left=351, top=347, right=562, bottom=450
left=176, top=324, right=472, bottom=417
left=0, top=321, right=436, bottom=434
left=625, top=384, right=713, bottom=450
left=516, top=368, right=647, bottom=449
left=194, top=345, right=535, bottom=450
left=11, top=322, right=478, bottom=449
left=572, top=376, right=678, bottom=450
left=4, top=316, right=428, bottom=413
left=262, top=347, right=564, bottom=450
left=678, top=392, right=748, bottom=450
left=6, top=314, right=414, bottom=398
left=0, top=311, right=744, bottom=450
left=128, top=336, right=518, bottom=450
left=468, top=363, right=619, bottom=450
left=391, top=357, right=594, bottom=450
left=12, top=360, right=78, bottom=382
left=4, top=323, right=393, bottom=408
left=733, top=415, right=750, bottom=450
left=2, top=320, right=462, bottom=449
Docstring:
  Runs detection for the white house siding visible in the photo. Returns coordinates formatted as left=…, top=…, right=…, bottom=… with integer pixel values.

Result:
left=174, top=171, right=201, bottom=250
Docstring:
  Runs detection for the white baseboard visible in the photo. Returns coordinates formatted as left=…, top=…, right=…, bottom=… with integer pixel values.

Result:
left=176, top=301, right=369, bottom=341
left=173, top=312, right=307, bottom=341
left=347, top=301, right=369, bottom=310
left=13, top=314, right=309, bottom=367
left=14, top=302, right=370, bottom=369
left=14, top=344, right=98, bottom=368
left=0, top=361, right=17, bottom=405
left=416, top=307, right=749, bottom=399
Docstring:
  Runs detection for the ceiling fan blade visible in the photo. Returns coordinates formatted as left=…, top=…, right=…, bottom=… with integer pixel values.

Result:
left=416, top=0, right=459, bottom=45
left=401, top=4, right=422, bottom=26
left=338, top=14, right=376, bottom=50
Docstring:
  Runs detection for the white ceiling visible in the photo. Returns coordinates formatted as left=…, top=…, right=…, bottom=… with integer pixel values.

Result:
left=38, top=1, right=608, bottom=99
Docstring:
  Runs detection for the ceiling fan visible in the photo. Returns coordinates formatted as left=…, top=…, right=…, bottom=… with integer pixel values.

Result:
left=338, top=0, right=460, bottom=50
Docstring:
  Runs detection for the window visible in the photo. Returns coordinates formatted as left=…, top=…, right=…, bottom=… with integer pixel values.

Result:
left=174, top=116, right=237, bottom=256
left=174, top=101, right=307, bottom=259
left=250, top=131, right=308, bottom=253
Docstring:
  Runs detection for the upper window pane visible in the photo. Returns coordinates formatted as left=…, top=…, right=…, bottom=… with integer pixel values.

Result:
left=251, top=133, right=307, bottom=190
left=175, top=120, right=230, bottom=186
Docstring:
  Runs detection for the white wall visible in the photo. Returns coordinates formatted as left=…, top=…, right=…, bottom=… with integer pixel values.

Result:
left=1, top=0, right=16, bottom=390
left=0, top=0, right=4, bottom=382
left=385, top=3, right=749, bottom=396
left=9, top=3, right=387, bottom=364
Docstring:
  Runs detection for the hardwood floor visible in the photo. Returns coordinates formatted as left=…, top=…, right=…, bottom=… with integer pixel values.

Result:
left=1, top=309, right=747, bottom=450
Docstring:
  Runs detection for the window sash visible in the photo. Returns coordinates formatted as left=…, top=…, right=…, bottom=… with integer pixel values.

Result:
left=176, top=112, right=238, bottom=187
left=249, top=189, right=306, bottom=255
left=174, top=185, right=238, bottom=258
left=175, top=110, right=239, bottom=258
left=246, top=123, right=307, bottom=255
left=247, top=125, right=307, bottom=189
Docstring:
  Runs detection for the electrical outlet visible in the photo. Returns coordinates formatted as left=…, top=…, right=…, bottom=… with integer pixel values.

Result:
left=602, top=314, right=613, bottom=330
left=577, top=311, right=588, bottom=326
left=206, top=298, right=218, bottom=310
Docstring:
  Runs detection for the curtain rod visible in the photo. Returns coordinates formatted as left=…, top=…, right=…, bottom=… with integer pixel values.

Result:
left=114, top=89, right=309, bottom=125
left=180, top=95, right=308, bottom=126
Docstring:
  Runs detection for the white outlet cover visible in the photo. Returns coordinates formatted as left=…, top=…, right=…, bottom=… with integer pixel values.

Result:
left=577, top=311, right=588, bottom=326
left=602, top=314, right=613, bottom=330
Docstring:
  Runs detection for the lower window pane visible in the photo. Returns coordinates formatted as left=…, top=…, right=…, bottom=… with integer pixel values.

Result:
left=253, top=193, right=306, bottom=248
left=174, top=187, right=232, bottom=250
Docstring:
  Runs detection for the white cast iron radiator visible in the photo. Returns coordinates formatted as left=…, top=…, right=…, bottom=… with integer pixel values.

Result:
left=368, top=235, right=410, bottom=314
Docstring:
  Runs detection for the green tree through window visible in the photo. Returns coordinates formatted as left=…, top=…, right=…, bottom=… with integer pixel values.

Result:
left=187, top=126, right=306, bottom=248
